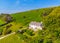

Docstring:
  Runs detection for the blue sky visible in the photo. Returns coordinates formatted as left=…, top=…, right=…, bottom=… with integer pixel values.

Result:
left=0, top=0, right=60, bottom=14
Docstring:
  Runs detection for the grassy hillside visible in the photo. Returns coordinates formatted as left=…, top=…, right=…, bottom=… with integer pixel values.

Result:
left=0, top=6, right=60, bottom=43
left=11, top=7, right=54, bottom=25
left=0, top=34, right=26, bottom=43
left=0, top=20, right=5, bottom=25
left=43, top=6, right=60, bottom=28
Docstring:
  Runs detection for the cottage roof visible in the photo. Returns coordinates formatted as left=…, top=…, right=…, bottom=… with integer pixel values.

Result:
left=29, top=21, right=43, bottom=26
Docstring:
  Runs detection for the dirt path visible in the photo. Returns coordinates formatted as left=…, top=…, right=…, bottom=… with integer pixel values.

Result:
left=0, top=32, right=15, bottom=40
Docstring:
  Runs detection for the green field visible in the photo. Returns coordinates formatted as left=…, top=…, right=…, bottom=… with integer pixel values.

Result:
left=0, top=6, right=60, bottom=43
left=0, top=34, right=26, bottom=43
left=11, top=7, right=54, bottom=26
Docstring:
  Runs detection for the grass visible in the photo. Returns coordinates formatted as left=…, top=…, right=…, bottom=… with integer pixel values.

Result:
left=0, top=6, right=60, bottom=43
left=0, top=34, right=26, bottom=43
left=11, top=7, right=54, bottom=26
left=0, top=20, right=5, bottom=25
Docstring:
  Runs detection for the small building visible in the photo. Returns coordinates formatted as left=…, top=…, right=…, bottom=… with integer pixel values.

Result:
left=29, top=21, right=43, bottom=31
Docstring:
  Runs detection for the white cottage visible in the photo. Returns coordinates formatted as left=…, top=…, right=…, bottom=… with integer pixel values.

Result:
left=29, top=21, right=43, bottom=31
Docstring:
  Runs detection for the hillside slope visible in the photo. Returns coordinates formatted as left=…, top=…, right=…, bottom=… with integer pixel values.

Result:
left=43, top=6, right=60, bottom=29
left=11, top=7, right=55, bottom=25
left=0, top=6, right=60, bottom=43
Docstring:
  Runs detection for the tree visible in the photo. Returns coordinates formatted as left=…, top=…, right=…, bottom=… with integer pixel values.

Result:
left=2, top=14, right=13, bottom=23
